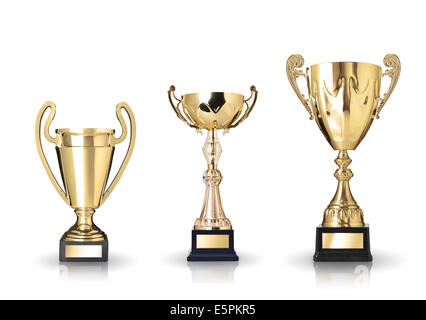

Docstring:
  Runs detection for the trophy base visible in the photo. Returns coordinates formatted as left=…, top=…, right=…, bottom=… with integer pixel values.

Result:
left=314, top=225, right=372, bottom=262
left=187, top=230, right=239, bottom=261
left=59, top=240, right=108, bottom=262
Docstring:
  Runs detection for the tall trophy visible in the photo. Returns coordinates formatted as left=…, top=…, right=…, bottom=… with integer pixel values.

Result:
left=35, top=102, right=136, bottom=262
left=286, top=54, right=400, bottom=261
left=168, top=85, right=258, bottom=261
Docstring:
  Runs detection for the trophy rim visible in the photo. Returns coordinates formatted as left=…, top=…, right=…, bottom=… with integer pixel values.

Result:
left=309, top=61, right=382, bottom=70
left=181, top=91, right=245, bottom=100
left=56, top=128, right=115, bottom=135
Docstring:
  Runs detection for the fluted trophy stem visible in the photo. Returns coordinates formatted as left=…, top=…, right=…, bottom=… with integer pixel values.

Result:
left=322, top=150, right=365, bottom=227
left=194, top=128, right=232, bottom=230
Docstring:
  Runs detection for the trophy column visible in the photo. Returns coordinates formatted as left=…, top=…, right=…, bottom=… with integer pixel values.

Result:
left=187, top=128, right=238, bottom=261
left=314, top=151, right=372, bottom=262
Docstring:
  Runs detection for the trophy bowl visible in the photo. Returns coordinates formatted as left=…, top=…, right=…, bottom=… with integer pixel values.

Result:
left=181, top=92, right=245, bottom=130
left=286, top=54, right=400, bottom=262
left=308, top=61, right=382, bottom=150
left=36, top=102, right=136, bottom=262
left=168, top=85, right=257, bottom=261
left=55, top=128, right=116, bottom=211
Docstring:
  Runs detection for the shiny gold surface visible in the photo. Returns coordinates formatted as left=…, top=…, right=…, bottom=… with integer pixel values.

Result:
left=196, top=234, right=230, bottom=249
left=168, top=85, right=257, bottom=131
left=322, top=233, right=364, bottom=249
left=309, top=61, right=381, bottom=150
left=169, top=86, right=257, bottom=230
left=287, top=54, right=400, bottom=227
left=65, top=245, right=103, bottom=258
left=195, top=130, right=231, bottom=230
left=36, top=102, right=136, bottom=242
left=323, top=150, right=364, bottom=227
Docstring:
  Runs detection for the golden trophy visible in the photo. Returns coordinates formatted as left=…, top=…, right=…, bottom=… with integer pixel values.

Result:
left=168, top=85, right=258, bottom=261
left=35, top=102, right=136, bottom=261
left=286, top=54, right=400, bottom=261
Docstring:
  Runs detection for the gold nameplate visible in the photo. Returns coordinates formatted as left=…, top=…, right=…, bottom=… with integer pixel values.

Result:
left=65, top=245, right=103, bottom=258
left=196, top=235, right=230, bottom=249
left=322, top=233, right=364, bottom=249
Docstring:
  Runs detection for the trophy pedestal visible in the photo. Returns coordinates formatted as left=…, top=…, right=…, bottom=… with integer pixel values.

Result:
left=187, top=230, right=239, bottom=261
left=59, top=240, right=108, bottom=262
left=314, top=225, right=372, bottom=262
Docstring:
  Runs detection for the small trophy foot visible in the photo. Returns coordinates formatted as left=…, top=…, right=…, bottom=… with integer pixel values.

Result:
left=187, top=230, right=239, bottom=262
left=313, top=225, right=372, bottom=262
left=59, top=240, right=108, bottom=262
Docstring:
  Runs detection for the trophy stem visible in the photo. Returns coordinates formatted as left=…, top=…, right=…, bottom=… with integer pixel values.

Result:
left=194, top=129, right=231, bottom=230
left=76, top=208, right=95, bottom=226
left=61, top=208, right=107, bottom=242
left=322, top=150, right=365, bottom=227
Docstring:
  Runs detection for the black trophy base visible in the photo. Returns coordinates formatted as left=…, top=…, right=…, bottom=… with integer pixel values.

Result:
left=60, top=240, right=108, bottom=262
left=314, top=225, right=372, bottom=262
left=187, top=230, right=239, bottom=262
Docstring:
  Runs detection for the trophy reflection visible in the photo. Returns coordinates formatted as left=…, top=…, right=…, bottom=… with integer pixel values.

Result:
left=188, top=262, right=239, bottom=283
left=168, top=85, right=258, bottom=261
left=286, top=54, right=400, bottom=261
left=59, top=262, right=108, bottom=281
left=36, top=102, right=136, bottom=262
left=314, top=262, right=372, bottom=286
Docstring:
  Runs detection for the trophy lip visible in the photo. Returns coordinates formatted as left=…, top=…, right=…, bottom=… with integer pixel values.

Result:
left=56, top=128, right=115, bottom=135
left=181, top=92, right=245, bottom=100
left=309, top=61, right=381, bottom=70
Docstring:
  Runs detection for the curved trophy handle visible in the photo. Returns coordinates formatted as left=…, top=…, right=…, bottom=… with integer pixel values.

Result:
left=100, top=102, right=136, bottom=205
left=375, top=54, right=401, bottom=119
left=168, top=85, right=198, bottom=129
left=286, top=54, right=313, bottom=120
left=35, top=102, right=69, bottom=204
left=227, top=85, right=258, bottom=129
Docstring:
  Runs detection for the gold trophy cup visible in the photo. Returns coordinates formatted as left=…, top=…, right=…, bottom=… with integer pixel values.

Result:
left=36, top=102, right=136, bottom=261
left=168, top=85, right=258, bottom=261
left=286, top=54, right=400, bottom=261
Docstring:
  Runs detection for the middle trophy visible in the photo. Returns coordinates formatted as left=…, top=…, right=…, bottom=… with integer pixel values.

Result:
left=168, top=85, right=258, bottom=261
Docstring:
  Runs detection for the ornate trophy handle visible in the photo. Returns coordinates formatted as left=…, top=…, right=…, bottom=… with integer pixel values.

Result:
left=168, top=85, right=198, bottom=129
left=375, top=54, right=401, bottom=119
left=100, top=102, right=136, bottom=205
left=35, top=102, right=69, bottom=204
left=227, top=85, right=258, bottom=129
left=286, top=54, right=313, bottom=120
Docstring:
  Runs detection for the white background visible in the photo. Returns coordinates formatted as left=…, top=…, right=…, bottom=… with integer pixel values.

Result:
left=0, top=0, right=422, bottom=299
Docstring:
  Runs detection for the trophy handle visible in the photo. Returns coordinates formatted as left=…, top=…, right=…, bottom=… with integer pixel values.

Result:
left=100, top=102, right=136, bottom=205
left=227, top=85, right=258, bottom=129
left=286, top=54, right=314, bottom=120
left=168, top=85, right=199, bottom=129
left=35, top=102, right=70, bottom=205
left=375, top=54, right=401, bottom=119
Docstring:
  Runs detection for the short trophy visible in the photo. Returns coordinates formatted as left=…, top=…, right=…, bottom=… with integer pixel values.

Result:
left=36, top=102, right=136, bottom=262
left=168, top=85, right=258, bottom=261
left=286, top=54, right=400, bottom=261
